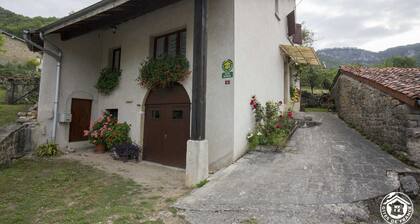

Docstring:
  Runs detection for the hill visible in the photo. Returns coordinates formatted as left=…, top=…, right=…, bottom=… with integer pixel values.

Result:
left=318, top=43, right=420, bottom=68
left=0, top=7, right=57, bottom=37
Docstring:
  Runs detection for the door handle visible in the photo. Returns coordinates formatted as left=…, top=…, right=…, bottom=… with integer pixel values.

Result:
left=164, top=134, right=168, bottom=139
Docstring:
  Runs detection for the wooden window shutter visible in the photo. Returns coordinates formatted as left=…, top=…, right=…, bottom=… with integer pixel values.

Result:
left=287, top=10, right=296, bottom=36
left=293, top=23, right=303, bottom=45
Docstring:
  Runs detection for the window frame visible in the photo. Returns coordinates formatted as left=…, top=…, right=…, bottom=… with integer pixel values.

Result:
left=106, top=108, right=119, bottom=121
left=153, top=29, right=187, bottom=58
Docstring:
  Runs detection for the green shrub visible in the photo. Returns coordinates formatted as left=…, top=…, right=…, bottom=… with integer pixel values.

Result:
left=138, top=55, right=190, bottom=89
left=247, top=96, right=296, bottom=149
left=36, top=143, right=59, bottom=157
left=104, top=122, right=131, bottom=149
left=96, top=68, right=122, bottom=95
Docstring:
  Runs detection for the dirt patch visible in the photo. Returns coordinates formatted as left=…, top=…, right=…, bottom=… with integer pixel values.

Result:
left=63, top=150, right=190, bottom=223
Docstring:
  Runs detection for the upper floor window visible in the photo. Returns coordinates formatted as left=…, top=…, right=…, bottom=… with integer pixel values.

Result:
left=111, top=48, right=121, bottom=71
left=154, top=29, right=187, bottom=58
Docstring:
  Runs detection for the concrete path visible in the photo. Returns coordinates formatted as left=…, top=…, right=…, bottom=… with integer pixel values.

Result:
left=176, top=113, right=415, bottom=224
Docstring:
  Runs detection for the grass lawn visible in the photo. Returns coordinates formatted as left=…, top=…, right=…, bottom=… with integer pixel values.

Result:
left=0, top=88, right=31, bottom=127
left=0, top=159, right=164, bottom=224
left=304, top=107, right=329, bottom=112
left=301, top=87, right=329, bottom=95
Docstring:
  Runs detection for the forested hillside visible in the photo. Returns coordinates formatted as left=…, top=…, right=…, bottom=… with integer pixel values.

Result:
left=0, top=7, right=57, bottom=37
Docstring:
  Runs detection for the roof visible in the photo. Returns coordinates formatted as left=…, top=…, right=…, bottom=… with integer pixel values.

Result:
left=339, top=66, right=420, bottom=108
left=280, top=45, right=321, bottom=66
left=30, top=0, right=181, bottom=41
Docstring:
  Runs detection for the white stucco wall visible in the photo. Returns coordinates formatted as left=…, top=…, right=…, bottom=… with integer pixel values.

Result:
left=233, top=0, right=295, bottom=160
left=37, top=0, right=235, bottom=169
left=38, top=32, right=102, bottom=148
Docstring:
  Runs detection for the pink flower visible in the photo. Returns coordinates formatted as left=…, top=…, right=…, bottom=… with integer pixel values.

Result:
left=288, top=112, right=293, bottom=119
left=83, top=130, right=90, bottom=137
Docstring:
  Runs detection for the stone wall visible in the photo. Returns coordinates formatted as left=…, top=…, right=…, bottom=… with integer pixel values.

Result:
left=333, top=75, right=420, bottom=166
left=0, top=123, right=36, bottom=167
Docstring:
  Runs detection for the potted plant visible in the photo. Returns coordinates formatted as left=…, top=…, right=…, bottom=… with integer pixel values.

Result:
left=84, top=112, right=116, bottom=153
left=96, top=68, right=122, bottom=95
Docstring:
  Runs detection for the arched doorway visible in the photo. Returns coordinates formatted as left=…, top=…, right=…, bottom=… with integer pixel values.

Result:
left=143, top=83, right=191, bottom=168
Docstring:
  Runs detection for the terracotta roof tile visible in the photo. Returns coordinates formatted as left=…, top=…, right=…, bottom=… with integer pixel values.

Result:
left=339, top=66, right=420, bottom=107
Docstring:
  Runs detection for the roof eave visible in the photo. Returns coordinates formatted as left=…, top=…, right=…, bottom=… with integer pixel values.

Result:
left=36, top=0, right=130, bottom=34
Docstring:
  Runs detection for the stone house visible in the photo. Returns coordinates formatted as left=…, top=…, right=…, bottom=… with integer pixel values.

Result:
left=333, top=66, right=420, bottom=166
left=24, top=0, right=319, bottom=185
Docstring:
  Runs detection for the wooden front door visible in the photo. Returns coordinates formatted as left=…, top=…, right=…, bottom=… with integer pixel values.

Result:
left=143, top=84, right=190, bottom=168
left=69, top=98, right=92, bottom=142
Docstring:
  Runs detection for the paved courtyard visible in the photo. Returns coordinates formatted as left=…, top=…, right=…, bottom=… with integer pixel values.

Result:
left=176, top=113, right=415, bottom=224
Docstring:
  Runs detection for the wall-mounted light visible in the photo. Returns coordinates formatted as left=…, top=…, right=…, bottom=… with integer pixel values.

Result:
left=111, top=26, right=117, bottom=34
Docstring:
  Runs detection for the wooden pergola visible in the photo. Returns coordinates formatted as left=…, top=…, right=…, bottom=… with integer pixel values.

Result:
left=280, top=45, right=321, bottom=66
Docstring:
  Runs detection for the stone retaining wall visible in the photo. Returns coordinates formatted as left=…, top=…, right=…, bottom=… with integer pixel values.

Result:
left=0, top=123, right=36, bottom=167
left=333, top=75, right=420, bottom=166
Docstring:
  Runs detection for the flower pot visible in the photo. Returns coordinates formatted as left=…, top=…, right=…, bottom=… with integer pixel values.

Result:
left=95, top=144, right=106, bottom=154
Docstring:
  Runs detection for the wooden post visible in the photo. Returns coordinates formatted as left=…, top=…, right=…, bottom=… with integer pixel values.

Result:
left=191, top=0, right=208, bottom=141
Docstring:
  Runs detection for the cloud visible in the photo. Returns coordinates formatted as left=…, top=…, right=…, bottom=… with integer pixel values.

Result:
left=299, top=0, right=420, bottom=51
left=1, top=0, right=419, bottom=52
left=0, top=0, right=99, bottom=18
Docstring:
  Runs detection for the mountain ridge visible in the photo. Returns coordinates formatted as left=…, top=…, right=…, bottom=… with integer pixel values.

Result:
left=317, top=43, right=420, bottom=68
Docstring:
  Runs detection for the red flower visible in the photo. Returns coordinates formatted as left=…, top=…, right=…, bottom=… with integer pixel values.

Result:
left=275, top=123, right=282, bottom=129
left=288, top=111, right=293, bottom=119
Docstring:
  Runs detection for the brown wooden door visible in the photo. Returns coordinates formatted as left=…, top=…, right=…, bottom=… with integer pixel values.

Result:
left=143, top=105, right=166, bottom=164
left=69, top=99, right=92, bottom=142
left=143, top=84, right=190, bottom=168
left=164, top=104, right=190, bottom=168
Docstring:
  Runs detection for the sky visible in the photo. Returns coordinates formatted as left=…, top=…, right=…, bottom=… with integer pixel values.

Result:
left=298, top=0, right=420, bottom=51
left=1, top=0, right=419, bottom=52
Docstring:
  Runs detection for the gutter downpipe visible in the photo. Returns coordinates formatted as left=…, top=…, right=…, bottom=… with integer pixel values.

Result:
left=23, top=30, right=62, bottom=143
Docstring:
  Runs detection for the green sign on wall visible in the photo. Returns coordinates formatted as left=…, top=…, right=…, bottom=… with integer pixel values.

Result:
left=222, top=59, right=234, bottom=79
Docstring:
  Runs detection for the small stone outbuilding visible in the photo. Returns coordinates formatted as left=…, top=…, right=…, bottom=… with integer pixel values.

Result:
left=333, top=66, right=420, bottom=166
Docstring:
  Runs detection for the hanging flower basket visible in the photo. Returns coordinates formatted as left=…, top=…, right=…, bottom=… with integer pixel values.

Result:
left=96, top=68, right=122, bottom=95
left=138, top=55, right=190, bottom=89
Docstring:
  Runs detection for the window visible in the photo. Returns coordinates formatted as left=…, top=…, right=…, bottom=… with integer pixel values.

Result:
left=106, top=109, right=119, bottom=121
left=151, top=110, right=160, bottom=120
left=111, top=48, right=121, bottom=71
left=275, top=0, right=280, bottom=21
left=172, top=110, right=183, bottom=120
left=154, top=29, right=187, bottom=58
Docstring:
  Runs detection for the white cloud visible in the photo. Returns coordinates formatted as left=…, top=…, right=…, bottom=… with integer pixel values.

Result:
left=298, top=0, right=420, bottom=51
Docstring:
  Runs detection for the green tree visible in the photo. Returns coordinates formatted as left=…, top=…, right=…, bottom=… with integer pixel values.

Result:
left=302, top=23, right=315, bottom=47
left=381, top=56, right=417, bottom=68
left=300, top=66, right=321, bottom=94
left=0, top=7, right=57, bottom=38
